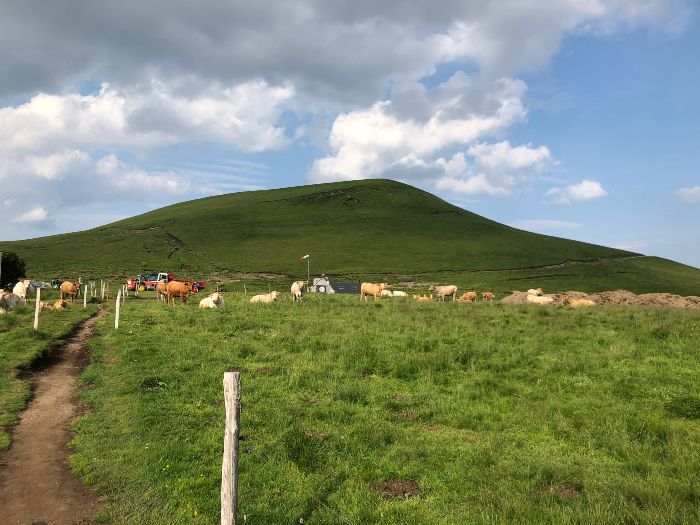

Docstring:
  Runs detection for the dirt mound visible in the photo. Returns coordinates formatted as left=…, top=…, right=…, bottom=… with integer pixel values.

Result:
left=500, top=289, right=700, bottom=309
left=371, top=479, right=420, bottom=499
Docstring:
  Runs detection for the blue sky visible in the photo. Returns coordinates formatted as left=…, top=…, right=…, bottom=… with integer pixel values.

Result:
left=1, top=1, right=698, bottom=266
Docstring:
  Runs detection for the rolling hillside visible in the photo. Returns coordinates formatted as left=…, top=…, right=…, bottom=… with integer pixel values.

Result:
left=2, top=179, right=700, bottom=295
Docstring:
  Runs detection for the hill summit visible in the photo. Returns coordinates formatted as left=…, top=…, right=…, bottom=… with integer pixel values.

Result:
left=2, top=179, right=699, bottom=294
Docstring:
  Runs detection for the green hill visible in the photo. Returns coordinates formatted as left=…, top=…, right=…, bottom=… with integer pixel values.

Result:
left=2, top=179, right=700, bottom=295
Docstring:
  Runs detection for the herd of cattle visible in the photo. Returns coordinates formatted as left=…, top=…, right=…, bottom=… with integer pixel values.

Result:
left=1, top=277, right=597, bottom=315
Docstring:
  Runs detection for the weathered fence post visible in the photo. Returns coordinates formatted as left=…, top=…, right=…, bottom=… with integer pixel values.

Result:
left=84, top=285, right=88, bottom=308
left=100, top=280, right=105, bottom=301
left=115, top=290, right=121, bottom=330
left=243, top=283, right=247, bottom=295
left=221, top=372, right=241, bottom=525
left=33, top=287, right=41, bottom=331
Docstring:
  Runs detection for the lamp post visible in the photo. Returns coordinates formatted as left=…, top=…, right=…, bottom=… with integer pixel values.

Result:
left=301, top=254, right=310, bottom=286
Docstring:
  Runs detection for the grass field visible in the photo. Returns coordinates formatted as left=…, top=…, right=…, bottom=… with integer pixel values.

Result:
left=70, top=292, right=700, bottom=524
left=0, top=292, right=98, bottom=450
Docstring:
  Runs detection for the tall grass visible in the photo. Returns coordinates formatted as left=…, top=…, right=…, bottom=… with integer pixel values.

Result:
left=71, top=293, right=700, bottom=524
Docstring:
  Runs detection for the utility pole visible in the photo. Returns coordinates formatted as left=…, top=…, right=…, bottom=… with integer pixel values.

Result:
left=0, top=251, right=3, bottom=289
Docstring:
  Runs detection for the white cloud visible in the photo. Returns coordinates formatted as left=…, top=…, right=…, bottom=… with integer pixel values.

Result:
left=468, top=141, right=553, bottom=173
left=0, top=81, right=293, bottom=155
left=676, top=185, right=700, bottom=203
left=546, top=179, right=608, bottom=204
left=510, top=219, right=583, bottom=231
left=308, top=76, right=529, bottom=187
left=13, top=206, right=48, bottom=223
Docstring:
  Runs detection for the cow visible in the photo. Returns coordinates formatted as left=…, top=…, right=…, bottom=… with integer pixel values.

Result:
left=166, top=280, right=193, bottom=305
left=429, top=285, right=458, bottom=301
left=481, top=291, right=495, bottom=301
left=12, top=279, right=31, bottom=299
left=155, top=281, right=168, bottom=302
left=250, top=291, right=279, bottom=304
left=361, top=282, right=388, bottom=301
left=199, top=292, right=225, bottom=309
left=458, top=291, right=477, bottom=303
left=60, top=281, right=80, bottom=303
left=291, top=280, right=305, bottom=302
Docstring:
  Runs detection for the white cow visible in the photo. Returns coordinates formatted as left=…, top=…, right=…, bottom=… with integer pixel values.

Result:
left=250, top=291, right=279, bottom=304
left=291, top=280, right=305, bottom=302
left=199, top=292, right=225, bottom=309
left=12, top=279, right=31, bottom=299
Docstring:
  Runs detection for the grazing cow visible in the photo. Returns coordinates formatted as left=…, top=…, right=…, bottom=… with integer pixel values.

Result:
left=250, top=291, right=279, bottom=304
left=166, top=280, right=193, bottom=305
left=60, top=281, right=80, bottom=303
left=392, top=290, right=408, bottom=297
left=526, top=288, right=544, bottom=296
left=429, top=285, right=458, bottom=301
left=12, top=280, right=31, bottom=299
left=53, top=299, right=68, bottom=310
left=0, top=291, right=26, bottom=311
left=482, top=291, right=495, bottom=301
left=290, top=280, right=305, bottom=302
left=458, top=291, right=477, bottom=303
left=361, top=282, right=388, bottom=301
left=155, top=281, right=168, bottom=302
left=527, top=294, right=554, bottom=305
left=199, top=292, right=225, bottom=309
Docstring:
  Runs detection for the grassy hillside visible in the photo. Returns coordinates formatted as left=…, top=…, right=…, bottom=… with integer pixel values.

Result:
left=2, top=179, right=700, bottom=295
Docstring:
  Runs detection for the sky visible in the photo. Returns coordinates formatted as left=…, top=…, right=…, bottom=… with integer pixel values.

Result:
left=1, top=0, right=699, bottom=267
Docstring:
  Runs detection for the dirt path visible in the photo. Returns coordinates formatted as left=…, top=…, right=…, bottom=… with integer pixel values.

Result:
left=0, top=309, right=106, bottom=525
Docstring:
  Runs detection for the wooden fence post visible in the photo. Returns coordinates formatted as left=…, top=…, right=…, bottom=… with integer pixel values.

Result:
left=115, top=290, right=121, bottom=330
left=221, top=372, right=241, bottom=525
left=84, top=285, right=88, bottom=308
left=33, top=287, right=41, bottom=331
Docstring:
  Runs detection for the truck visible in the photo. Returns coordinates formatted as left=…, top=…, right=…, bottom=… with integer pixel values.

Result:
left=127, top=272, right=205, bottom=293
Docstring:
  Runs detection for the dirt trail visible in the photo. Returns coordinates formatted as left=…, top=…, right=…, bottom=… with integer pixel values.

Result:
left=0, top=309, right=106, bottom=525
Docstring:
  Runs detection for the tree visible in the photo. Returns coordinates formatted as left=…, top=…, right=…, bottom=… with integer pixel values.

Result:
left=0, top=251, right=27, bottom=290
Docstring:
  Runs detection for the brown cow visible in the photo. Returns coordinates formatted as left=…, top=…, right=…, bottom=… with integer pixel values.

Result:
left=53, top=299, right=68, bottom=310
left=458, top=291, right=477, bottom=303
left=60, top=281, right=80, bottom=303
left=166, top=280, right=193, bottom=305
left=481, top=291, right=495, bottom=301
left=156, top=281, right=168, bottom=302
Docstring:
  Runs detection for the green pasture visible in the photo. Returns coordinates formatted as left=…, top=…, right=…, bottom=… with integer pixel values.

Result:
left=0, top=291, right=98, bottom=450
left=70, top=292, right=700, bottom=524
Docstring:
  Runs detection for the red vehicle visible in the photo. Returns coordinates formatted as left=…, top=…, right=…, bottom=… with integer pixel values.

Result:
left=127, top=272, right=205, bottom=292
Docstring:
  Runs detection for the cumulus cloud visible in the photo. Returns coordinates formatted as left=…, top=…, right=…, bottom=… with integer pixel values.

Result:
left=545, top=179, right=608, bottom=204
left=0, top=81, right=293, bottom=154
left=309, top=76, right=532, bottom=189
left=676, top=185, right=700, bottom=202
